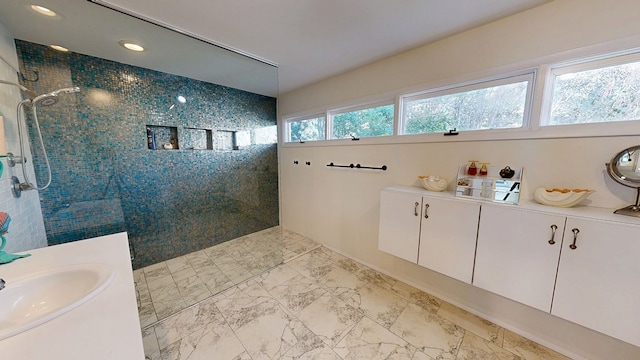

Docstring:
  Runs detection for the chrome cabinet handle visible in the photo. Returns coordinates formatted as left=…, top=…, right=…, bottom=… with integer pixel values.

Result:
left=424, top=203, right=429, bottom=219
left=548, top=224, right=558, bottom=245
left=569, top=228, right=580, bottom=249
left=414, top=202, right=419, bottom=216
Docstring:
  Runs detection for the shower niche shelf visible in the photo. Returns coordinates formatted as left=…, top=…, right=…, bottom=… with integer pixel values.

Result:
left=183, top=127, right=213, bottom=150
left=146, top=125, right=178, bottom=150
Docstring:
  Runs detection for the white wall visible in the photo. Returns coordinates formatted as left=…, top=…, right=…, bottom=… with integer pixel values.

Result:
left=0, top=21, right=47, bottom=252
left=278, top=1, right=640, bottom=359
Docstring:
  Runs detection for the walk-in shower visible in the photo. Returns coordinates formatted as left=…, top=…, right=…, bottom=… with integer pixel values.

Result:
left=14, top=40, right=279, bottom=273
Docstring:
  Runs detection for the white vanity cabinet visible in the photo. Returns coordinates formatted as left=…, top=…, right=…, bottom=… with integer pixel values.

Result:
left=552, top=217, right=640, bottom=347
left=473, top=205, right=566, bottom=312
left=378, top=186, right=480, bottom=283
left=378, top=185, right=640, bottom=347
left=378, top=188, right=423, bottom=263
left=418, top=196, right=480, bottom=283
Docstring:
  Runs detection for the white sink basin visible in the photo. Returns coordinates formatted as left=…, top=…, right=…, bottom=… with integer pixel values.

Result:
left=0, top=263, right=115, bottom=341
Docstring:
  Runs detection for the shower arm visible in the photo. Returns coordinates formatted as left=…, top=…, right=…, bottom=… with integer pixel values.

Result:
left=0, top=81, right=33, bottom=167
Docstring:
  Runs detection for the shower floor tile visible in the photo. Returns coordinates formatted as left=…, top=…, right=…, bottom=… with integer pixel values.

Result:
left=139, top=231, right=571, bottom=360
left=134, top=226, right=321, bottom=326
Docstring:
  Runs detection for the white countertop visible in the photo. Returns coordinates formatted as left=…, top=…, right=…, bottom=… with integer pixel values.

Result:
left=385, top=185, right=640, bottom=226
left=0, top=232, right=145, bottom=359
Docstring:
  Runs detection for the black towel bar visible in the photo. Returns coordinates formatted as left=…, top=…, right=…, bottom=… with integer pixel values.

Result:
left=326, top=162, right=387, bottom=171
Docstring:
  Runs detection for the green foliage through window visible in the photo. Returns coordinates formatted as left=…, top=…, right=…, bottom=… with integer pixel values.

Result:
left=332, top=104, right=394, bottom=139
left=288, top=116, right=325, bottom=142
left=403, top=80, right=528, bottom=135
left=549, top=61, right=640, bottom=125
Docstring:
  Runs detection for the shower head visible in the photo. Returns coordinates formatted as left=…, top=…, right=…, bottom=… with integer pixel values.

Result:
left=33, top=87, right=81, bottom=106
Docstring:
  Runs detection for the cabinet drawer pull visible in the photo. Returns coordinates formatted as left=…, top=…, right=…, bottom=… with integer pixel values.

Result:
left=414, top=202, right=419, bottom=216
left=548, top=224, right=558, bottom=245
left=424, top=203, right=430, bottom=219
left=569, top=228, right=580, bottom=249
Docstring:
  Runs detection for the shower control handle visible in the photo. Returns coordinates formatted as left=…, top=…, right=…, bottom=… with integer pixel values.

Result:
left=6, top=152, right=26, bottom=167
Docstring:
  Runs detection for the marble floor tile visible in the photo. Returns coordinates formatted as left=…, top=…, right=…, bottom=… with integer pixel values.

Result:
left=287, top=254, right=335, bottom=284
left=142, top=327, right=161, bottom=360
left=159, top=325, right=248, bottom=360
left=390, top=282, right=443, bottom=314
left=502, top=330, right=570, bottom=360
left=269, top=273, right=328, bottom=314
left=144, top=262, right=171, bottom=282
left=438, top=301, right=501, bottom=343
left=355, top=267, right=400, bottom=290
left=153, top=298, right=227, bottom=350
left=133, top=268, right=146, bottom=283
left=223, top=289, right=315, bottom=360
left=191, top=263, right=222, bottom=280
left=165, top=255, right=190, bottom=274
left=137, top=226, right=322, bottom=326
left=213, top=280, right=282, bottom=330
left=456, top=331, right=520, bottom=360
left=319, top=264, right=368, bottom=301
left=284, top=249, right=300, bottom=261
left=346, top=281, right=408, bottom=329
left=281, top=334, right=342, bottom=360
left=148, top=275, right=179, bottom=295
left=203, top=273, right=234, bottom=295
left=328, top=253, right=363, bottom=273
left=154, top=296, right=188, bottom=320
left=139, top=299, right=158, bottom=328
left=295, top=293, right=363, bottom=348
left=170, top=266, right=196, bottom=282
left=138, top=229, right=568, bottom=360
left=334, top=316, right=417, bottom=360
left=390, top=302, right=465, bottom=360
left=178, top=276, right=212, bottom=306
left=255, top=264, right=301, bottom=291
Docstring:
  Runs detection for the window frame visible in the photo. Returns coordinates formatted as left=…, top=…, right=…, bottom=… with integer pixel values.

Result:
left=541, top=50, right=640, bottom=127
left=327, top=99, right=395, bottom=140
left=399, top=71, right=536, bottom=136
left=280, top=45, right=640, bottom=148
left=283, top=113, right=327, bottom=143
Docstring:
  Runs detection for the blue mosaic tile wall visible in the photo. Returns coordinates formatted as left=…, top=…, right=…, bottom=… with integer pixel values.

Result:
left=16, top=40, right=279, bottom=269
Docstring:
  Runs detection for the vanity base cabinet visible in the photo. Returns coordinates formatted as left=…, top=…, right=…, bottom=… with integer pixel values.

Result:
left=418, top=197, right=480, bottom=284
left=378, top=187, right=480, bottom=283
left=378, top=189, right=422, bottom=263
left=473, top=205, right=566, bottom=312
left=552, top=218, right=640, bottom=348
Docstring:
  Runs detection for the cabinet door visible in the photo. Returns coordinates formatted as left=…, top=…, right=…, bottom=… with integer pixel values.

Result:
left=418, top=197, right=480, bottom=283
left=378, top=189, right=422, bottom=263
left=474, top=205, right=565, bottom=312
left=552, top=218, right=640, bottom=347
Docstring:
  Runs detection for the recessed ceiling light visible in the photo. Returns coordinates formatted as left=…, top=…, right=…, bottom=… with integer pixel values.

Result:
left=30, top=5, right=57, bottom=17
left=50, top=45, right=69, bottom=52
left=119, top=40, right=145, bottom=52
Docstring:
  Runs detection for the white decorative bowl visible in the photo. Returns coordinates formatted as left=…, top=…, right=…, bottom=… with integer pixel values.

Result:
left=419, top=176, right=448, bottom=192
left=533, top=187, right=594, bottom=208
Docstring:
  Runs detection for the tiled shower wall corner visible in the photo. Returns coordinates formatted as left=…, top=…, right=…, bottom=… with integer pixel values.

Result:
left=15, top=40, right=279, bottom=268
left=0, top=25, right=47, bottom=252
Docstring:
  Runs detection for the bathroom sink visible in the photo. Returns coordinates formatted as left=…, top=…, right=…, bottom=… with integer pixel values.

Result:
left=0, top=263, right=115, bottom=341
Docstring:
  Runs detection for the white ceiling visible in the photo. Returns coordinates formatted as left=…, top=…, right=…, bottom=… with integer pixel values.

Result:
left=0, top=0, right=550, bottom=96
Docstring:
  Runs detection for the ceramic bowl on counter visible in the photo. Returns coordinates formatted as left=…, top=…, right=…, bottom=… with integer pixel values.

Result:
left=419, top=175, right=448, bottom=192
left=533, top=187, right=594, bottom=208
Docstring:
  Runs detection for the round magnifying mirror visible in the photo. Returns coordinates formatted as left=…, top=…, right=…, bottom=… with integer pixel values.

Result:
left=606, top=145, right=640, bottom=216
